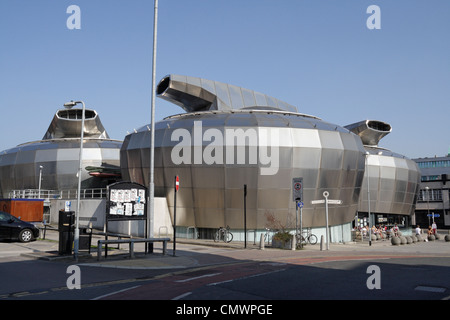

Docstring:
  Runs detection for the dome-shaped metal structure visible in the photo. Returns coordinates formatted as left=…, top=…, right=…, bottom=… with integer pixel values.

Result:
left=121, top=75, right=367, bottom=229
left=345, top=120, right=421, bottom=216
left=0, top=108, right=122, bottom=197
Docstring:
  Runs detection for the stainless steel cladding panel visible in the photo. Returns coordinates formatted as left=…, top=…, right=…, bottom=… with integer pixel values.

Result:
left=156, top=74, right=300, bottom=113
left=359, top=148, right=421, bottom=215
left=121, top=110, right=366, bottom=229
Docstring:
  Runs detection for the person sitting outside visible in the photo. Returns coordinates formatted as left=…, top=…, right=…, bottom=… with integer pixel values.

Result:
left=431, top=222, right=437, bottom=235
left=392, top=224, right=399, bottom=237
left=415, top=225, right=421, bottom=236
left=372, top=225, right=378, bottom=236
left=377, top=226, right=385, bottom=239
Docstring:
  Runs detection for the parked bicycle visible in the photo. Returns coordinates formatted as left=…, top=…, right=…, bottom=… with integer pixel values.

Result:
left=296, top=229, right=318, bottom=245
left=214, top=225, right=233, bottom=243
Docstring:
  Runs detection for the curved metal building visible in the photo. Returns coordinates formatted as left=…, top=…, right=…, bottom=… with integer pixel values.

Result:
left=0, top=108, right=122, bottom=197
left=345, top=120, right=421, bottom=218
left=121, top=75, right=367, bottom=230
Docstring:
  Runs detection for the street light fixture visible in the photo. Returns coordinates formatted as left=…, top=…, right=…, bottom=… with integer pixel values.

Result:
left=63, top=100, right=86, bottom=262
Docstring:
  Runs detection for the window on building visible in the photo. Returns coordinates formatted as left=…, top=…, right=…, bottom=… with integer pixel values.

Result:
left=418, top=188, right=443, bottom=202
left=417, top=160, right=450, bottom=169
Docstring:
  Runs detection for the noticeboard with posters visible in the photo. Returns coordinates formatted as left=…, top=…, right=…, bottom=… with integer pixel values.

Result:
left=106, top=181, right=147, bottom=221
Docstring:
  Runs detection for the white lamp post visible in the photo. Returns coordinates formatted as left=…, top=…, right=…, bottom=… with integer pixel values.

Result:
left=63, top=100, right=85, bottom=261
left=38, top=165, right=43, bottom=199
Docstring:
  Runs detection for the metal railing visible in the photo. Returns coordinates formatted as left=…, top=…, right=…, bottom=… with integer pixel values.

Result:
left=9, top=188, right=108, bottom=200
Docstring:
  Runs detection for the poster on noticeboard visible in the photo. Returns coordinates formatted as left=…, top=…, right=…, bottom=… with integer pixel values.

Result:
left=106, top=181, right=147, bottom=221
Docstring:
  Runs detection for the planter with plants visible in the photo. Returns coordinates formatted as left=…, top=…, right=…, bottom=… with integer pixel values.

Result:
left=271, top=231, right=293, bottom=249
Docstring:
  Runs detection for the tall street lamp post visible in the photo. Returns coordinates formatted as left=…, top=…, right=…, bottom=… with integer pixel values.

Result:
left=63, top=100, right=85, bottom=262
left=366, top=151, right=372, bottom=246
left=148, top=0, right=159, bottom=244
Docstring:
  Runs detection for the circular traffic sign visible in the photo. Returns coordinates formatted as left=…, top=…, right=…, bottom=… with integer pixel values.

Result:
left=294, top=182, right=302, bottom=191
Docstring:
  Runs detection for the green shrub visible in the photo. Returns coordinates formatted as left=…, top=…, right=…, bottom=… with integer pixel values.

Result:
left=273, top=231, right=292, bottom=243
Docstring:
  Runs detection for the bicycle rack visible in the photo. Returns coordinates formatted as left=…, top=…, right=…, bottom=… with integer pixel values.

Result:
left=186, top=226, right=197, bottom=239
left=158, top=226, right=168, bottom=238
left=247, top=229, right=257, bottom=245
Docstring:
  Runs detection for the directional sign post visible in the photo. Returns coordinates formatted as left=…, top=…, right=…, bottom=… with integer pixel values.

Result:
left=297, top=201, right=304, bottom=249
left=427, top=213, right=440, bottom=218
left=293, top=178, right=303, bottom=249
left=311, top=191, right=342, bottom=250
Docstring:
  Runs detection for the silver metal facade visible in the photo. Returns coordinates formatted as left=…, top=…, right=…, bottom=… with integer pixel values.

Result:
left=361, top=148, right=421, bottom=215
left=0, top=109, right=122, bottom=197
left=346, top=120, right=421, bottom=216
left=156, top=74, right=300, bottom=113
left=121, top=75, right=367, bottom=229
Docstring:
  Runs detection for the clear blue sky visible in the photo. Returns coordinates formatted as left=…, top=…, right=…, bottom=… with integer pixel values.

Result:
left=1, top=0, right=449, bottom=159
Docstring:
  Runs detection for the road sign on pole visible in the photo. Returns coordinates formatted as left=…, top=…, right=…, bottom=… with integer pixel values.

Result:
left=293, top=177, right=303, bottom=250
left=327, top=199, right=342, bottom=205
left=292, top=177, right=303, bottom=202
left=310, top=191, right=342, bottom=251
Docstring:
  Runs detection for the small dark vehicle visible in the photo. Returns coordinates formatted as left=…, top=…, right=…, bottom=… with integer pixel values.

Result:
left=0, top=211, right=40, bottom=242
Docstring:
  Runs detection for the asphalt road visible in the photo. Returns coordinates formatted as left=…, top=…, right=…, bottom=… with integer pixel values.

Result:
left=1, top=232, right=449, bottom=304
left=98, top=256, right=450, bottom=301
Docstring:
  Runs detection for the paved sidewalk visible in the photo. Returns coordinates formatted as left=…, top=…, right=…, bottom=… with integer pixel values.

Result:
left=12, top=228, right=450, bottom=270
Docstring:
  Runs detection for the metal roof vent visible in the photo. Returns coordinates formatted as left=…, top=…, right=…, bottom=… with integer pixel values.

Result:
left=43, top=108, right=110, bottom=140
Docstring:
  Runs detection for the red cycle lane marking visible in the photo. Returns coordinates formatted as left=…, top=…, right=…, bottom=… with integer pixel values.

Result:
left=98, top=255, right=436, bottom=300
left=99, top=262, right=285, bottom=300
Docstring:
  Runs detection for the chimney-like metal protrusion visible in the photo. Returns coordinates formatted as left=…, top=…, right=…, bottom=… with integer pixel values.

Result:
left=345, top=120, right=392, bottom=146
left=156, top=74, right=298, bottom=113
left=43, top=108, right=109, bottom=140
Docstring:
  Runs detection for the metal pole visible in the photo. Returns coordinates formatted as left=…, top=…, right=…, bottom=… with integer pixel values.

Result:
left=148, top=0, right=158, bottom=245
left=244, top=184, right=247, bottom=249
left=324, top=192, right=329, bottom=250
left=38, top=165, right=43, bottom=199
left=74, top=101, right=85, bottom=262
left=366, top=152, right=372, bottom=246
left=426, top=186, right=430, bottom=225
left=295, top=200, right=298, bottom=237
left=173, top=176, right=177, bottom=256
left=300, top=206, right=303, bottom=249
